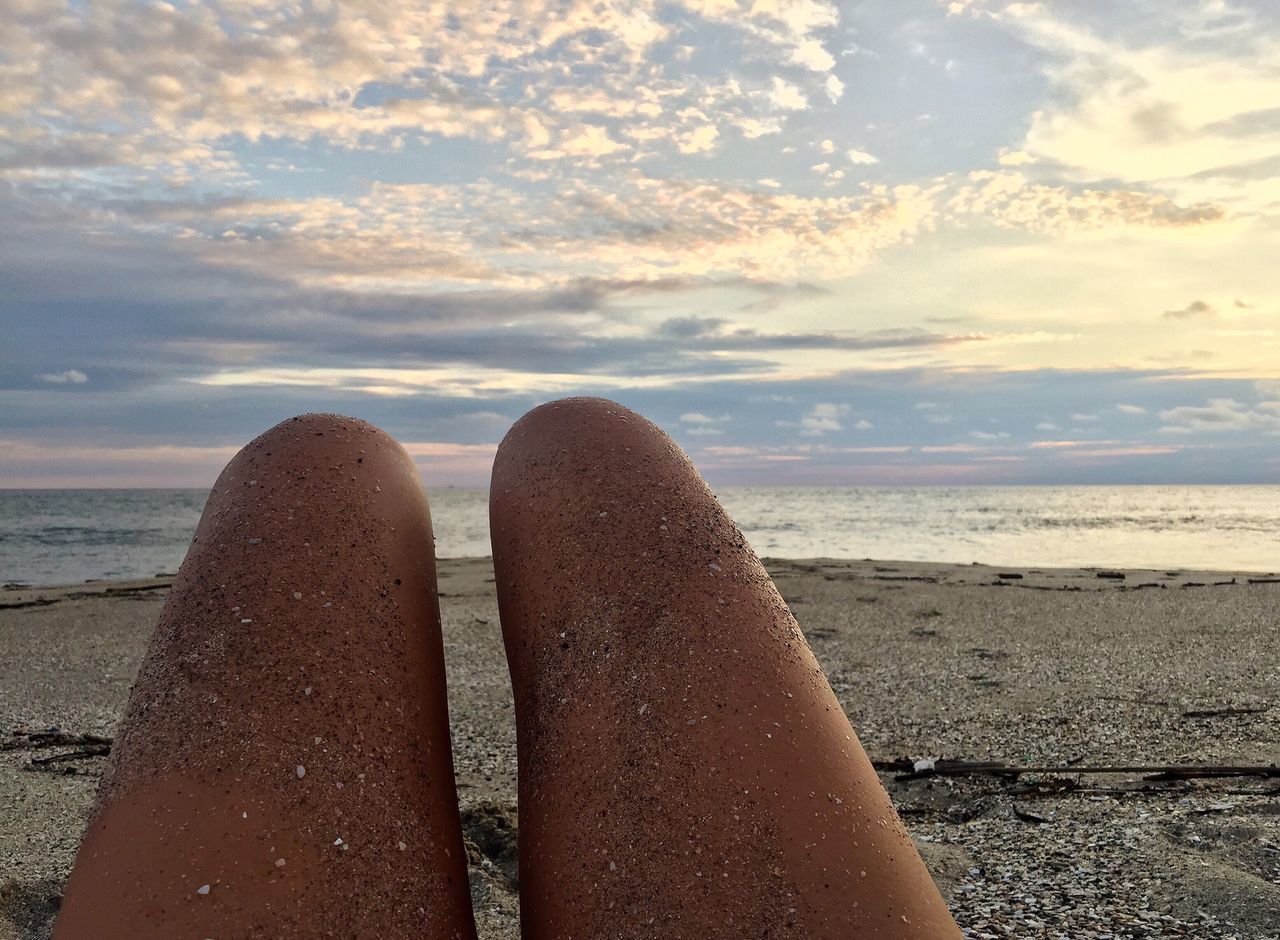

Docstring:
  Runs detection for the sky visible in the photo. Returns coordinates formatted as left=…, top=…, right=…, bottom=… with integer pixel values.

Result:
left=3, top=0, right=1280, bottom=487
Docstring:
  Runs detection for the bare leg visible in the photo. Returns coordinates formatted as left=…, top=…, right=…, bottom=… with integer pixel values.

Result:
left=490, top=398, right=960, bottom=939
left=55, top=415, right=476, bottom=939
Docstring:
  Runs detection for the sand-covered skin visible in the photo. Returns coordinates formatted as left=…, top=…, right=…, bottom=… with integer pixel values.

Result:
left=3, top=559, right=1279, bottom=938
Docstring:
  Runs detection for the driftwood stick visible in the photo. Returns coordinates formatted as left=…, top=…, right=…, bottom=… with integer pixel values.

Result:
left=0, top=598, right=58, bottom=610
left=2, top=730, right=114, bottom=751
left=874, top=758, right=1280, bottom=781
left=26, top=744, right=112, bottom=766
left=1181, top=706, right=1268, bottom=718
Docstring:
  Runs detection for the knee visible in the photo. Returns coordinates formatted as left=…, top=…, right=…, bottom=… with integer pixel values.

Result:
left=251, top=412, right=399, bottom=455
left=218, top=413, right=402, bottom=479
left=502, top=397, right=628, bottom=443
left=204, top=414, right=421, bottom=516
left=495, top=398, right=672, bottom=477
left=194, top=414, right=421, bottom=543
left=492, top=397, right=700, bottom=513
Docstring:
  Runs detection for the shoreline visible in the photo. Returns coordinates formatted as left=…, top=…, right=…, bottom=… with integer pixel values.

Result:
left=6, top=554, right=1280, bottom=596
left=3, top=557, right=1279, bottom=938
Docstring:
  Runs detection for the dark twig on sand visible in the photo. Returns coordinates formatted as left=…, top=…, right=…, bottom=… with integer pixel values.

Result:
left=5, top=729, right=115, bottom=775
left=26, top=744, right=112, bottom=768
left=1012, top=805, right=1047, bottom=824
left=0, top=597, right=57, bottom=610
left=66, top=582, right=173, bottom=600
left=1181, top=706, right=1269, bottom=719
left=875, top=757, right=1280, bottom=782
left=3, top=729, right=114, bottom=751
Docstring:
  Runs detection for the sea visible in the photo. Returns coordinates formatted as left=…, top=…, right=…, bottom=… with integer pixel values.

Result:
left=2, top=486, right=1279, bottom=586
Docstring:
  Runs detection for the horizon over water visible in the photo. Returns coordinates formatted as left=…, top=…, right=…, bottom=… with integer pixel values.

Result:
left=2, top=485, right=1278, bottom=585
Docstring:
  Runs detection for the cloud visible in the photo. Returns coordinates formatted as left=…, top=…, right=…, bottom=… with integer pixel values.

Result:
left=1, top=0, right=845, bottom=185
left=1159, top=398, right=1280, bottom=433
left=1164, top=299, right=1215, bottom=319
left=963, top=2, right=1280, bottom=209
left=0, top=202, right=997, bottom=399
left=7, top=354, right=1279, bottom=484
left=677, top=124, right=720, bottom=155
left=37, top=369, right=88, bottom=384
left=47, top=172, right=941, bottom=290
left=659, top=317, right=729, bottom=338
left=0, top=437, right=496, bottom=487
left=997, top=149, right=1034, bottom=167
left=0, top=440, right=243, bottom=486
left=915, top=401, right=954, bottom=425
left=766, top=77, right=811, bottom=112
left=969, top=430, right=1010, bottom=440
left=1115, top=403, right=1147, bottom=415
left=686, top=0, right=842, bottom=96
left=7, top=2, right=1280, bottom=487
left=680, top=412, right=731, bottom=425
left=1057, top=446, right=1183, bottom=459
left=947, top=171, right=1225, bottom=235
left=920, top=444, right=985, bottom=454
left=797, top=402, right=849, bottom=437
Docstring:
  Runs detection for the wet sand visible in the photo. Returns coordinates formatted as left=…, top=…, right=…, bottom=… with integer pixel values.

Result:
left=3, top=558, right=1279, bottom=938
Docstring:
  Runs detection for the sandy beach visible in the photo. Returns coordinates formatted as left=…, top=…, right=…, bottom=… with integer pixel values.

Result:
left=3, top=558, right=1278, bottom=939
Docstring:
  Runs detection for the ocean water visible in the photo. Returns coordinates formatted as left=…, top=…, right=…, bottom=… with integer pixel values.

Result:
left=1, top=486, right=1278, bottom=586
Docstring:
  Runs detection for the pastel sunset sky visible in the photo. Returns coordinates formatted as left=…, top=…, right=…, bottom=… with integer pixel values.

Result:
left=3, top=0, right=1279, bottom=485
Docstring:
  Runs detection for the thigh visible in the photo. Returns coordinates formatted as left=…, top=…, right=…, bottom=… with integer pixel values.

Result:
left=55, top=414, right=476, bottom=939
left=491, top=398, right=960, bottom=940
